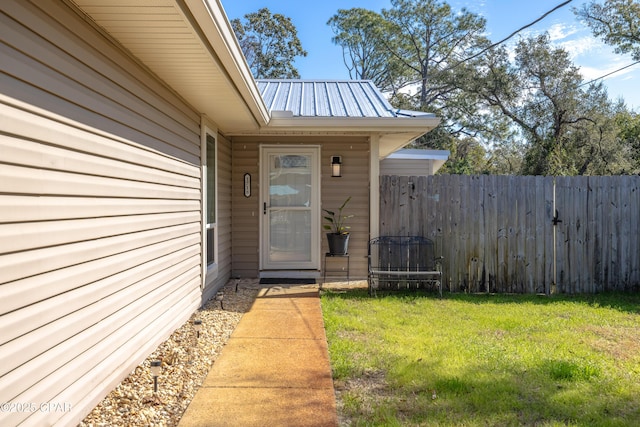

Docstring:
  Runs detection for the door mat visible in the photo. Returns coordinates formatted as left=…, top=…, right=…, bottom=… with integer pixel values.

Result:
left=259, top=278, right=316, bottom=285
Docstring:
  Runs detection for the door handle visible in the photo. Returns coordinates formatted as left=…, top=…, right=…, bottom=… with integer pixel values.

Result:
left=264, top=202, right=267, bottom=215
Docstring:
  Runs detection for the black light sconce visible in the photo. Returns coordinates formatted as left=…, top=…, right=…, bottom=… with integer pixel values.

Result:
left=331, top=156, right=342, bottom=177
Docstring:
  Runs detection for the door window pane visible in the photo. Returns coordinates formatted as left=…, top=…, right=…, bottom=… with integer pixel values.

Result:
left=268, top=210, right=311, bottom=262
left=269, top=155, right=311, bottom=207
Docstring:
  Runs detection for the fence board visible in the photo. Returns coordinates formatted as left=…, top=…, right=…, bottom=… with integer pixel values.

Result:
left=609, top=178, right=621, bottom=288
left=600, top=176, right=612, bottom=290
left=469, top=176, right=484, bottom=292
left=630, top=178, right=640, bottom=287
left=533, top=176, right=546, bottom=293
left=544, top=177, right=555, bottom=294
left=484, top=176, right=498, bottom=292
left=523, top=176, right=535, bottom=293
left=514, top=176, right=526, bottom=293
left=620, top=177, right=633, bottom=287
left=380, top=175, right=640, bottom=294
left=589, top=177, right=600, bottom=293
left=496, top=177, right=508, bottom=291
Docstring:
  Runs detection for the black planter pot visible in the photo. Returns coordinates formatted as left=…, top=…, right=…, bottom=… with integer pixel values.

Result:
left=327, top=233, right=350, bottom=255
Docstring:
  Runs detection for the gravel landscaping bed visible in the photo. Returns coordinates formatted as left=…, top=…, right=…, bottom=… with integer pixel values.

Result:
left=80, top=279, right=260, bottom=427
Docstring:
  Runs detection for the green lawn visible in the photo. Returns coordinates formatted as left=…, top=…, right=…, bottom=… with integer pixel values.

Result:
left=321, top=290, right=640, bottom=426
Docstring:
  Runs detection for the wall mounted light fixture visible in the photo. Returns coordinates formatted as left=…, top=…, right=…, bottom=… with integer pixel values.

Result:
left=331, top=156, right=342, bottom=177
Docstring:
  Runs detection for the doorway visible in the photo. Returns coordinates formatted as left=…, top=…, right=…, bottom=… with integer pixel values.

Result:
left=260, top=146, right=321, bottom=272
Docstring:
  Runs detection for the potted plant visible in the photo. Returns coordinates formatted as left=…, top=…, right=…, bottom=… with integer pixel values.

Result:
left=323, top=196, right=354, bottom=255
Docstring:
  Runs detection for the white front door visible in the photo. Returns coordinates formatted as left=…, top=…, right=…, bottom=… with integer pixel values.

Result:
left=260, top=146, right=321, bottom=271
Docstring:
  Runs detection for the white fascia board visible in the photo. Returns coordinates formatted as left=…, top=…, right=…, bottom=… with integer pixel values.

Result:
left=267, top=116, right=440, bottom=132
left=386, top=149, right=451, bottom=160
left=186, top=0, right=270, bottom=126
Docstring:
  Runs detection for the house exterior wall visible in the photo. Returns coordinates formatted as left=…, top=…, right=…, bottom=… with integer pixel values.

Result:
left=0, top=1, right=225, bottom=425
left=231, top=136, right=371, bottom=279
left=380, top=158, right=435, bottom=176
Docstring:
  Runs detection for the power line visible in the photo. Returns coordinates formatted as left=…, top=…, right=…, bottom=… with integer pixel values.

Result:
left=578, top=59, right=640, bottom=89
left=534, top=60, right=640, bottom=109
left=464, top=0, right=574, bottom=64
left=527, top=60, right=640, bottom=106
left=471, top=1, right=638, bottom=106
left=400, top=0, right=639, bottom=109
left=496, top=59, right=640, bottom=116
left=405, top=0, right=574, bottom=86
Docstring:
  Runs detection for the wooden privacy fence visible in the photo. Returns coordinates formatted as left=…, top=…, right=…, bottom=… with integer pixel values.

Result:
left=380, top=175, right=640, bottom=294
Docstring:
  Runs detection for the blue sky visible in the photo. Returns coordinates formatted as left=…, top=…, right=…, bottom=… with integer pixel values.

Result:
left=220, top=0, right=640, bottom=110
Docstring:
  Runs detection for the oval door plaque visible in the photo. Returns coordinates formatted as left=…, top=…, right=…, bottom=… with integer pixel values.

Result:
left=244, top=173, right=251, bottom=197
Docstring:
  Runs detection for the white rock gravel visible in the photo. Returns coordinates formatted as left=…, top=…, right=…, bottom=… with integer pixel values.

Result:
left=79, top=279, right=260, bottom=427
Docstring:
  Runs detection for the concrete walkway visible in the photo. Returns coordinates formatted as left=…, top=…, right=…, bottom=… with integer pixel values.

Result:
left=178, top=286, right=339, bottom=427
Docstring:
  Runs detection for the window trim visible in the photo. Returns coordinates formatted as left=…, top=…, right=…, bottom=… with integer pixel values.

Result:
left=201, top=123, right=218, bottom=289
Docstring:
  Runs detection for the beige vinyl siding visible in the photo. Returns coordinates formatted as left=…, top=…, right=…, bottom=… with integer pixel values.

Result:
left=321, top=138, right=370, bottom=280
left=1, top=2, right=203, bottom=426
left=232, top=140, right=261, bottom=277
left=231, top=136, right=370, bottom=279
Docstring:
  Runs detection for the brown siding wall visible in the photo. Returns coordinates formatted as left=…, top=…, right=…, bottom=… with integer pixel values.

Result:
left=231, top=136, right=371, bottom=279
left=231, top=140, right=261, bottom=277
left=0, top=1, right=206, bottom=425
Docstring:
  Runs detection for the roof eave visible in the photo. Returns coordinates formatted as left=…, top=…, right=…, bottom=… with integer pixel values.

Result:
left=184, top=0, right=270, bottom=126
left=266, top=116, right=440, bottom=131
left=386, top=149, right=451, bottom=160
left=72, top=0, right=270, bottom=133
left=265, top=116, right=441, bottom=157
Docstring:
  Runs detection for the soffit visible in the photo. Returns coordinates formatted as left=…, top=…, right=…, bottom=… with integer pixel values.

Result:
left=71, top=0, right=269, bottom=133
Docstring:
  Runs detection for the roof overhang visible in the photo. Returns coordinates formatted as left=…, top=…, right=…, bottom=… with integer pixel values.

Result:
left=71, top=0, right=270, bottom=133
left=257, top=116, right=441, bottom=158
left=385, top=149, right=450, bottom=172
left=70, top=0, right=440, bottom=147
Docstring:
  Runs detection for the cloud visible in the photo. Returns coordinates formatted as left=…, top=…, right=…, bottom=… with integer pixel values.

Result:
left=565, top=35, right=637, bottom=82
left=459, top=0, right=486, bottom=10
left=515, top=23, right=579, bottom=43
left=547, top=23, right=579, bottom=41
left=557, top=36, right=600, bottom=59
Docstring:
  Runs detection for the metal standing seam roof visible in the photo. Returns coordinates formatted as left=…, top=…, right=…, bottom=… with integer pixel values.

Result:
left=256, top=79, right=434, bottom=119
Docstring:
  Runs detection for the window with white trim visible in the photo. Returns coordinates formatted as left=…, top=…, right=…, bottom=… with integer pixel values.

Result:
left=205, top=133, right=217, bottom=267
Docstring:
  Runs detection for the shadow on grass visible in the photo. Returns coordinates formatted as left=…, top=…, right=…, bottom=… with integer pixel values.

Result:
left=322, top=288, right=640, bottom=315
